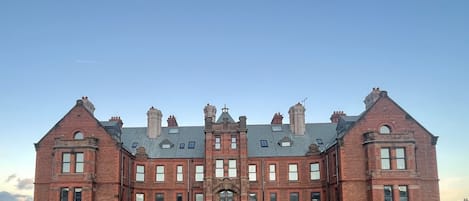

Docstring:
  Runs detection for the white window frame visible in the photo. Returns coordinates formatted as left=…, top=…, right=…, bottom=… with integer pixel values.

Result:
left=228, top=159, right=237, bottom=177
left=248, top=165, right=256, bottom=181
left=231, top=136, right=237, bottom=149
left=136, top=165, right=145, bottom=182
left=176, top=165, right=183, bottom=182
left=269, top=164, right=276, bottom=181
left=215, top=160, right=224, bottom=178
left=288, top=164, right=298, bottom=181
left=156, top=165, right=165, bottom=182
left=381, top=148, right=391, bottom=170
left=396, top=148, right=406, bottom=170
left=75, top=153, right=84, bottom=173
left=310, top=163, right=320, bottom=180
left=215, top=136, right=221, bottom=150
left=136, top=193, right=144, bottom=201
left=195, top=165, right=204, bottom=181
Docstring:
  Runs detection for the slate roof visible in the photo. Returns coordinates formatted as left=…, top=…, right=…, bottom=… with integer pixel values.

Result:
left=118, top=120, right=347, bottom=159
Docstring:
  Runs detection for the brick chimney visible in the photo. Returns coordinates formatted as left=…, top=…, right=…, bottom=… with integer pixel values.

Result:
left=289, top=103, right=305, bottom=135
left=204, top=104, right=217, bottom=123
left=364, top=87, right=381, bottom=109
left=109, top=116, right=124, bottom=128
left=167, top=115, right=178, bottom=127
left=330, top=111, right=346, bottom=123
left=147, top=107, right=162, bottom=138
left=271, top=112, right=283, bottom=124
left=81, top=96, right=95, bottom=114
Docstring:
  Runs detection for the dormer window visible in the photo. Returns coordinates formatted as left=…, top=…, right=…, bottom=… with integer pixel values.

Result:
left=159, top=139, right=174, bottom=149
left=271, top=125, right=282, bottom=132
left=278, top=136, right=293, bottom=147
left=74, top=131, right=84, bottom=140
left=169, top=128, right=179, bottom=134
left=379, top=125, right=391, bottom=134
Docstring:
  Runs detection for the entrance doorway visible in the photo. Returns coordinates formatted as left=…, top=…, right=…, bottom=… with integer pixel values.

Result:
left=219, top=190, right=234, bottom=201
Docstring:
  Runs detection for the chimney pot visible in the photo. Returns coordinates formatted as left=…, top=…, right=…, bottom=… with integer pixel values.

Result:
left=330, top=111, right=346, bottom=123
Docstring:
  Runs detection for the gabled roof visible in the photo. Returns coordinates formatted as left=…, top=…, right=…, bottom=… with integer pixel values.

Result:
left=216, top=111, right=235, bottom=123
left=119, top=122, right=339, bottom=159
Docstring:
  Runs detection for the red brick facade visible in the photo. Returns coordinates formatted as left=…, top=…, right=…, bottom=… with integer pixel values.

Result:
left=34, top=89, right=439, bottom=201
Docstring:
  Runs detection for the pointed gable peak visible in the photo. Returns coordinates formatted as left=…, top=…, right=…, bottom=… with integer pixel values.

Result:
left=216, top=105, right=235, bottom=123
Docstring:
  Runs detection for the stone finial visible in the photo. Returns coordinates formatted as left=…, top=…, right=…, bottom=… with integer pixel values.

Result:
left=204, top=104, right=217, bottom=123
left=330, top=111, right=346, bottom=123
left=109, top=116, right=124, bottom=128
left=147, top=106, right=162, bottom=138
left=289, top=103, right=305, bottom=135
left=167, top=115, right=178, bottom=127
left=271, top=112, right=283, bottom=124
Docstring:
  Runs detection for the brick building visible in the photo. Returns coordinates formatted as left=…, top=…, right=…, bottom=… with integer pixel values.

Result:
left=34, top=88, right=440, bottom=201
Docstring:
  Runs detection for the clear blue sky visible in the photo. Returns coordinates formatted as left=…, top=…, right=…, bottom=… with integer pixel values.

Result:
left=0, top=1, right=468, bottom=200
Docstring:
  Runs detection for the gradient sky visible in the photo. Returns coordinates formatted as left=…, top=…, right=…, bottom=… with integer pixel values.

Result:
left=0, top=1, right=468, bottom=201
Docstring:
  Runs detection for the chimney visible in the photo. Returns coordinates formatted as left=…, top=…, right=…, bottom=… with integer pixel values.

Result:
left=147, top=107, right=162, bottom=138
left=271, top=112, right=283, bottom=124
left=364, top=87, right=381, bottom=109
left=81, top=96, right=95, bottom=114
left=109, top=116, right=124, bottom=128
left=330, top=111, right=346, bottom=123
left=204, top=104, right=217, bottom=123
left=288, top=103, right=305, bottom=135
left=167, top=115, right=178, bottom=127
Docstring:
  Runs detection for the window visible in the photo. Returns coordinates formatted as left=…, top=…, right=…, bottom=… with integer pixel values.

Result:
left=281, top=141, right=291, bottom=147
left=384, top=185, right=393, bottom=201
left=169, top=128, right=179, bottom=134
left=215, top=136, right=221, bottom=150
left=270, top=192, right=277, bottom=201
left=60, top=187, right=69, bottom=201
left=176, top=193, right=183, bottom=201
left=156, top=165, right=165, bottom=182
left=179, top=143, right=185, bottom=149
left=310, top=163, right=320, bottom=180
left=74, top=188, right=82, bottom=201
left=231, top=136, right=237, bottom=149
left=195, top=165, right=204, bottom=181
left=396, top=148, right=406, bottom=170
left=155, top=193, right=164, bottom=201
left=215, top=160, right=224, bottom=177
left=249, top=193, right=257, bottom=201
left=176, top=165, right=183, bottom=182
left=269, top=164, right=276, bottom=181
left=136, top=165, right=145, bottom=182
left=162, top=144, right=171, bottom=149
left=75, top=153, right=84, bottom=173
left=195, top=194, right=204, bottom=201
left=136, top=193, right=144, bottom=201
left=289, top=164, right=298, bottom=181
left=311, top=192, right=320, bottom=201
left=74, top=131, right=84, bottom=140
left=62, top=153, right=71, bottom=173
left=380, top=125, right=391, bottom=134
left=260, top=140, right=268, bottom=147
left=132, top=142, right=139, bottom=148
left=381, top=148, right=391, bottom=170
left=399, top=185, right=408, bottom=201
left=188, top=141, right=196, bottom=149
left=272, top=125, right=282, bottom=132
left=248, top=165, right=256, bottom=181
left=290, top=192, right=299, bottom=201
left=228, top=159, right=237, bottom=177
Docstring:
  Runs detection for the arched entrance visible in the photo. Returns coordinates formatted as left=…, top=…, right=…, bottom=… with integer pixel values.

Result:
left=219, top=190, right=234, bottom=201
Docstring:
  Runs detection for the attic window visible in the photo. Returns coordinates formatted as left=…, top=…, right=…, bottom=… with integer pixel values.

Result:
left=179, top=143, right=185, bottom=149
left=159, top=139, right=174, bottom=149
left=169, top=128, right=179, bottom=134
left=316, top=138, right=324, bottom=146
left=188, top=141, right=196, bottom=149
left=260, top=140, right=269, bottom=147
left=379, top=125, right=391, bottom=134
left=131, top=142, right=139, bottom=148
left=278, top=136, right=293, bottom=147
left=271, top=125, right=282, bottom=132
left=74, top=131, right=84, bottom=140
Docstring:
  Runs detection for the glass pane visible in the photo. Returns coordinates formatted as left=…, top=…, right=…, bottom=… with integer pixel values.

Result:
left=229, top=160, right=236, bottom=168
left=269, top=172, right=276, bottom=180
left=63, top=153, right=71, bottom=162
left=397, top=159, right=406, bottom=169
left=76, top=153, right=83, bottom=162
left=195, top=194, right=203, bottom=201
left=396, top=148, right=405, bottom=157
left=290, top=192, right=299, bottom=201
left=310, top=163, right=319, bottom=171
left=381, top=159, right=390, bottom=169
left=137, top=165, right=144, bottom=173
left=381, top=148, right=389, bottom=158
left=63, top=163, right=70, bottom=173
left=75, top=163, right=84, bottom=173
left=216, top=169, right=224, bottom=177
left=289, top=164, right=297, bottom=171
left=136, top=193, right=144, bottom=201
left=249, top=165, right=256, bottom=172
left=216, top=160, right=223, bottom=168
left=311, top=171, right=320, bottom=180
left=289, top=172, right=298, bottom=181
left=270, top=193, right=277, bottom=201
left=157, top=166, right=164, bottom=173
left=228, top=169, right=237, bottom=177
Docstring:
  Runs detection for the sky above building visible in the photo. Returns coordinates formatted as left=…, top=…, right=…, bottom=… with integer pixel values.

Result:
left=0, top=1, right=468, bottom=200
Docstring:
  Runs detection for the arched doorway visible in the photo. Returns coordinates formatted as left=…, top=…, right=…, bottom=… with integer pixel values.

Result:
left=219, top=190, right=234, bottom=201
